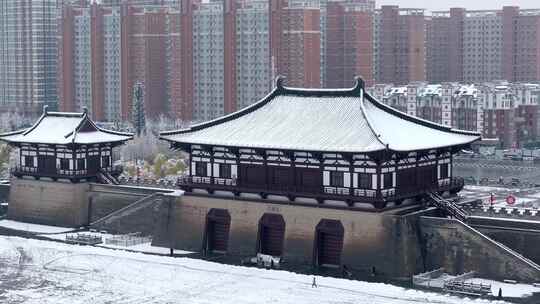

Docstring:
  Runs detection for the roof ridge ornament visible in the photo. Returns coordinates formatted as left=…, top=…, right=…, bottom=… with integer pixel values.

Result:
left=82, top=107, right=89, bottom=115
left=354, top=76, right=365, bottom=93
left=274, top=75, right=286, bottom=90
left=43, top=105, right=49, bottom=115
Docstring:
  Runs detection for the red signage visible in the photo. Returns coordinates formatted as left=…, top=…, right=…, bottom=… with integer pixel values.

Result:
left=506, top=195, right=516, bottom=205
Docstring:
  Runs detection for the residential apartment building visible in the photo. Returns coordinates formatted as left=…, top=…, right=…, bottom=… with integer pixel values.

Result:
left=185, top=0, right=271, bottom=122
left=191, top=1, right=226, bottom=122
left=0, top=0, right=59, bottom=115
left=427, top=7, right=540, bottom=83
left=374, top=81, right=540, bottom=148
left=185, top=0, right=328, bottom=122
left=58, top=1, right=181, bottom=121
left=56, top=0, right=375, bottom=123
left=123, top=3, right=181, bottom=120
left=280, top=0, right=374, bottom=88
left=374, top=6, right=426, bottom=85
left=235, top=0, right=271, bottom=110
left=59, top=3, right=121, bottom=121
left=277, top=4, right=321, bottom=88
left=324, top=0, right=373, bottom=87
left=451, top=84, right=483, bottom=134
left=426, top=8, right=465, bottom=83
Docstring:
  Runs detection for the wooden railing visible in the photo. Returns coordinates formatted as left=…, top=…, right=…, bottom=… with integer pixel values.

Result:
left=10, top=164, right=122, bottom=179
left=11, top=166, right=88, bottom=177
left=177, top=175, right=466, bottom=206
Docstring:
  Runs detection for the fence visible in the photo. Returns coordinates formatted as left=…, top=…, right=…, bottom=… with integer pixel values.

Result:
left=105, top=232, right=152, bottom=247
left=443, top=280, right=491, bottom=296
left=65, top=233, right=103, bottom=245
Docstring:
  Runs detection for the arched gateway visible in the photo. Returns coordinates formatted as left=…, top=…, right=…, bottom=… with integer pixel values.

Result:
left=160, top=76, right=480, bottom=210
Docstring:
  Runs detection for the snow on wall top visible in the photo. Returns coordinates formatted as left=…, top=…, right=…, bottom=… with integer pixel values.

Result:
left=0, top=110, right=133, bottom=145
left=161, top=77, right=481, bottom=153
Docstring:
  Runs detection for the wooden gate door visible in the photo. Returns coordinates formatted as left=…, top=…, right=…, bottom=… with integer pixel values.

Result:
left=206, top=209, right=231, bottom=253
left=258, top=213, right=285, bottom=256
left=315, top=219, right=344, bottom=267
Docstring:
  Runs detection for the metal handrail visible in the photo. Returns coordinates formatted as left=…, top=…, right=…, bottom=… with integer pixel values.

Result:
left=428, top=192, right=469, bottom=221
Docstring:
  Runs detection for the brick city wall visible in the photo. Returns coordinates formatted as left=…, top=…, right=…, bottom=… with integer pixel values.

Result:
left=88, top=184, right=178, bottom=235
left=419, top=216, right=540, bottom=282
left=7, top=180, right=174, bottom=229
left=476, top=226, right=540, bottom=266
left=153, top=194, right=424, bottom=279
left=8, top=178, right=90, bottom=227
left=87, top=184, right=158, bottom=223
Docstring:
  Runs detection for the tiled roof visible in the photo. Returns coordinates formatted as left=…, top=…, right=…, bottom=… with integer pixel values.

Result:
left=160, top=77, right=480, bottom=153
left=0, top=109, right=133, bottom=145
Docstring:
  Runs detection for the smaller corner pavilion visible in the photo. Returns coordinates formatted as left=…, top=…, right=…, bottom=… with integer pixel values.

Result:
left=160, top=76, right=481, bottom=210
left=0, top=107, right=133, bottom=183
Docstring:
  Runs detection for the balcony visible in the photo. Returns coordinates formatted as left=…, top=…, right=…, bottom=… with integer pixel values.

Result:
left=177, top=175, right=465, bottom=208
left=10, top=165, right=122, bottom=181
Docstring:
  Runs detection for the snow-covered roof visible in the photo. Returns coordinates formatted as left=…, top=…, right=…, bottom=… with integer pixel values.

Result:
left=454, top=84, right=478, bottom=97
left=418, top=84, right=442, bottom=97
left=385, top=86, right=408, bottom=96
left=0, top=108, right=133, bottom=145
left=160, top=77, right=480, bottom=153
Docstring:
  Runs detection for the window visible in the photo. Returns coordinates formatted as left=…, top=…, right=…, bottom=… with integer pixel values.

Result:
left=101, top=156, right=110, bottom=168
left=383, top=173, right=393, bottom=189
left=24, top=156, right=34, bottom=167
left=60, top=159, right=70, bottom=170
left=219, top=163, right=231, bottom=179
left=77, top=159, right=86, bottom=170
left=195, top=161, right=207, bottom=177
left=440, top=164, right=449, bottom=179
left=359, top=173, right=372, bottom=189
left=330, top=171, right=344, bottom=187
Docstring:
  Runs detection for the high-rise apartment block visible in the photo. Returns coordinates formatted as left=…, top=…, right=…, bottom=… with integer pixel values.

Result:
left=278, top=5, right=321, bottom=88
left=374, top=6, right=426, bottom=85
left=427, top=7, right=540, bottom=83
left=183, top=0, right=270, bottom=122
left=45, top=1, right=540, bottom=126
left=57, top=0, right=376, bottom=122
left=123, top=3, right=181, bottom=120
left=235, top=0, right=271, bottom=110
left=59, top=2, right=122, bottom=121
left=426, top=8, right=465, bottom=83
left=0, top=0, right=59, bottom=115
left=325, top=0, right=373, bottom=87
left=59, top=1, right=180, bottom=121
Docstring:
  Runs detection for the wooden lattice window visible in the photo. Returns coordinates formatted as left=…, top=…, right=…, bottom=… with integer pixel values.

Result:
left=219, top=163, right=231, bottom=179
left=195, top=161, right=207, bottom=177
left=359, top=173, right=372, bottom=189
left=330, top=171, right=344, bottom=187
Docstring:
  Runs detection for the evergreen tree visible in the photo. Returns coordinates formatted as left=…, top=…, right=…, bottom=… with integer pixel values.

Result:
left=132, top=83, right=146, bottom=136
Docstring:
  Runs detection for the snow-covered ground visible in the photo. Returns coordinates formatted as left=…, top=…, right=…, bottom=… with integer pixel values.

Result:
left=0, top=236, right=520, bottom=304
left=38, top=231, right=192, bottom=255
left=460, top=185, right=540, bottom=208
left=0, top=220, right=76, bottom=234
left=464, top=278, right=540, bottom=298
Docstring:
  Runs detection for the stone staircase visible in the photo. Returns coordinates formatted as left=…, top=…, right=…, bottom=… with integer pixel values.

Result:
left=90, top=193, right=163, bottom=235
